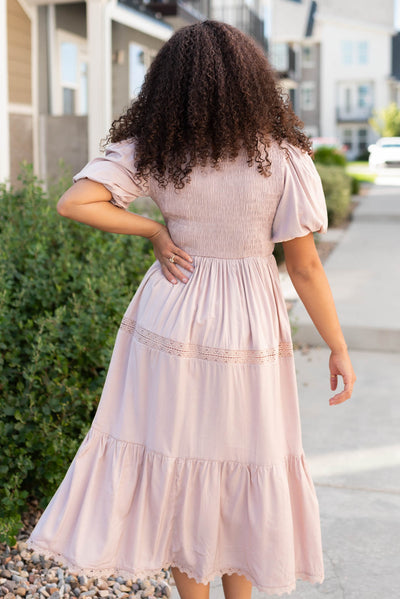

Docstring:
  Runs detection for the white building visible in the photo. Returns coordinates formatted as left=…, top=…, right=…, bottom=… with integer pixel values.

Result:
left=268, top=0, right=396, bottom=159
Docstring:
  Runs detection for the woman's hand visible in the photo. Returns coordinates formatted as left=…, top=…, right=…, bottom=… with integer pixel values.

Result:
left=148, top=224, right=194, bottom=285
left=329, top=349, right=356, bottom=406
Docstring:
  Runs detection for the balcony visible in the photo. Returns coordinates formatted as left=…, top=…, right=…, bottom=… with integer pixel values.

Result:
left=211, top=3, right=268, bottom=52
left=336, top=105, right=373, bottom=123
left=118, top=0, right=210, bottom=23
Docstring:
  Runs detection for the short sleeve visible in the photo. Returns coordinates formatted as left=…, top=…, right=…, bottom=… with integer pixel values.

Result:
left=72, top=139, right=149, bottom=210
left=271, top=142, right=328, bottom=243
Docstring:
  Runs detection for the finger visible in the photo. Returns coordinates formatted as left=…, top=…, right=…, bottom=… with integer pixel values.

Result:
left=163, top=263, right=189, bottom=284
left=160, top=264, right=178, bottom=285
left=172, top=246, right=194, bottom=265
left=168, top=248, right=194, bottom=271
left=329, top=381, right=353, bottom=405
left=330, top=374, right=338, bottom=391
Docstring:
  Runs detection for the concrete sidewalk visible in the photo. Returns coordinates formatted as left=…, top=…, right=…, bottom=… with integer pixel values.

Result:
left=290, top=184, right=400, bottom=353
left=171, top=184, right=400, bottom=598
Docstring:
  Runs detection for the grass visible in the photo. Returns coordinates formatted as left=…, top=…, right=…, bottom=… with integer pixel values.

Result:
left=346, top=161, right=376, bottom=183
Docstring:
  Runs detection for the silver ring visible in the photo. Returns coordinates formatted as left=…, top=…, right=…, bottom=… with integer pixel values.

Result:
left=169, top=254, right=176, bottom=263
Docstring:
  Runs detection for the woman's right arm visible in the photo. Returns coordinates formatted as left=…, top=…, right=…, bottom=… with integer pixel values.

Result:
left=282, top=232, right=356, bottom=406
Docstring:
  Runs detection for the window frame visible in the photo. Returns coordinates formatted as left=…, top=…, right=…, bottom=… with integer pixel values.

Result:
left=300, top=81, right=315, bottom=111
left=129, top=42, right=156, bottom=100
left=55, top=30, right=88, bottom=116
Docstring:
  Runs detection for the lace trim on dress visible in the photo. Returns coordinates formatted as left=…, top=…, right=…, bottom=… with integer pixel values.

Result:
left=119, top=317, right=293, bottom=364
left=25, top=539, right=324, bottom=596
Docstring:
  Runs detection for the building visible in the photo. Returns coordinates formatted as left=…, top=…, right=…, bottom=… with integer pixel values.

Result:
left=0, top=0, right=206, bottom=186
left=268, top=0, right=395, bottom=159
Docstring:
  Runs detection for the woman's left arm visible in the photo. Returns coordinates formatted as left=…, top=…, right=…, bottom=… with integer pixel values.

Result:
left=57, top=179, right=194, bottom=284
left=57, top=178, right=163, bottom=238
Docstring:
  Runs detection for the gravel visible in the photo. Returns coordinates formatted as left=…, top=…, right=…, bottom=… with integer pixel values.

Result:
left=0, top=512, right=173, bottom=599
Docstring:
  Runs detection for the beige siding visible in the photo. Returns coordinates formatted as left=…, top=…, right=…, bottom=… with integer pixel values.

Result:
left=41, top=115, right=88, bottom=184
left=9, top=113, right=33, bottom=185
left=7, top=0, right=32, bottom=105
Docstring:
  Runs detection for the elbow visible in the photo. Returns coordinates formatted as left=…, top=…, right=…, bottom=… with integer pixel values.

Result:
left=57, top=194, right=72, bottom=217
left=286, top=257, right=322, bottom=281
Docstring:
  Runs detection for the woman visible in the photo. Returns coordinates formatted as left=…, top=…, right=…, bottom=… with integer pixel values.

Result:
left=27, top=20, right=356, bottom=599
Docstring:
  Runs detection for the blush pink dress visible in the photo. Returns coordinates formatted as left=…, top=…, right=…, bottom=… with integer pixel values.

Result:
left=27, top=138, right=328, bottom=596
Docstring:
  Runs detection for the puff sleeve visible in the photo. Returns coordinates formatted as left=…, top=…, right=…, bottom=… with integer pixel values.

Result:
left=72, top=139, right=149, bottom=210
left=271, top=143, right=328, bottom=243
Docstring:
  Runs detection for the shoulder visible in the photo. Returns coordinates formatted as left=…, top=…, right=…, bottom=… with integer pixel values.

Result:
left=103, top=138, right=137, bottom=165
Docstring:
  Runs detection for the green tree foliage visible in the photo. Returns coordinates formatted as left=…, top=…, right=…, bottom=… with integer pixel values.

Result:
left=369, top=102, right=400, bottom=137
left=0, top=165, right=156, bottom=544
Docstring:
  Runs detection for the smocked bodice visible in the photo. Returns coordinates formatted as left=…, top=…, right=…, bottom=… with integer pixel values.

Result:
left=72, top=138, right=328, bottom=255
left=148, top=150, right=283, bottom=259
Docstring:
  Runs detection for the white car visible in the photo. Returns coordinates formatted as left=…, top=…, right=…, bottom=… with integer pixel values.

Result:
left=368, top=137, right=400, bottom=169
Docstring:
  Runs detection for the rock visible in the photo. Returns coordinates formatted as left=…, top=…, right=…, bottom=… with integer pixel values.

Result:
left=142, top=588, right=155, bottom=598
left=48, top=588, right=59, bottom=595
left=96, top=581, right=108, bottom=591
left=64, top=577, right=76, bottom=585
left=0, top=573, right=11, bottom=581
left=19, top=553, right=31, bottom=563
left=119, top=585, right=130, bottom=592
left=30, top=556, right=40, bottom=565
left=131, top=584, right=139, bottom=592
left=161, top=585, right=171, bottom=598
left=72, top=589, right=80, bottom=598
left=98, top=591, right=109, bottom=598
left=4, top=593, right=15, bottom=599
left=76, top=577, right=87, bottom=587
left=14, top=589, right=26, bottom=597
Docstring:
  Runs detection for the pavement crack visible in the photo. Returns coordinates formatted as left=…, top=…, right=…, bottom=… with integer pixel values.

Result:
left=324, top=550, right=346, bottom=598
left=314, top=481, right=400, bottom=495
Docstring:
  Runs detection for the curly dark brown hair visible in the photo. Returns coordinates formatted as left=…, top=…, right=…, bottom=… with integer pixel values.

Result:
left=106, top=20, right=312, bottom=189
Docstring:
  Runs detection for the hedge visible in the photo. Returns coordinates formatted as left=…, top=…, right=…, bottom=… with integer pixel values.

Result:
left=0, top=165, right=156, bottom=545
left=315, top=164, right=352, bottom=226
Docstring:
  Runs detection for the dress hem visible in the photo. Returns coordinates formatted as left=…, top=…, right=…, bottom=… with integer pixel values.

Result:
left=26, top=538, right=324, bottom=596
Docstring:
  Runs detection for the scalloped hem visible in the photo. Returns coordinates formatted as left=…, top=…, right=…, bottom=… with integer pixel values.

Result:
left=26, top=538, right=324, bottom=596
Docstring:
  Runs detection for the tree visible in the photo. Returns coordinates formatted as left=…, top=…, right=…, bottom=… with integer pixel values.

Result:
left=369, top=102, right=400, bottom=137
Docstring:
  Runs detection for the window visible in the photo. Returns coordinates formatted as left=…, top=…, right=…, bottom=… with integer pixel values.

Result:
left=300, top=82, right=315, bottom=110
left=129, top=43, right=157, bottom=99
left=342, top=41, right=353, bottom=65
left=357, top=84, right=370, bottom=108
left=57, top=32, right=88, bottom=116
left=302, top=45, right=314, bottom=67
left=358, top=41, right=368, bottom=65
left=269, top=42, right=289, bottom=72
left=343, top=128, right=353, bottom=151
left=129, top=44, right=146, bottom=98
left=358, top=128, right=368, bottom=152
left=345, top=88, right=352, bottom=113
left=60, top=42, right=78, bottom=114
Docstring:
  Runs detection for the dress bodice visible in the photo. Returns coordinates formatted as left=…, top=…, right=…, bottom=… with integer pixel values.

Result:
left=72, top=138, right=328, bottom=257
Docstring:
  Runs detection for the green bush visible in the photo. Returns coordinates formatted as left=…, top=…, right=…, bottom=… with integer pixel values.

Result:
left=350, top=176, right=361, bottom=195
left=0, top=165, right=156, bottom=544
left=316, top=164, right=352, bottom=226
left=313, top=146, right=347, bottom=167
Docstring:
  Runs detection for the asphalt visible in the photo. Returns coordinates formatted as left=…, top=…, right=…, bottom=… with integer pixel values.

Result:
left=171, top=182, right=400, bottom=598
